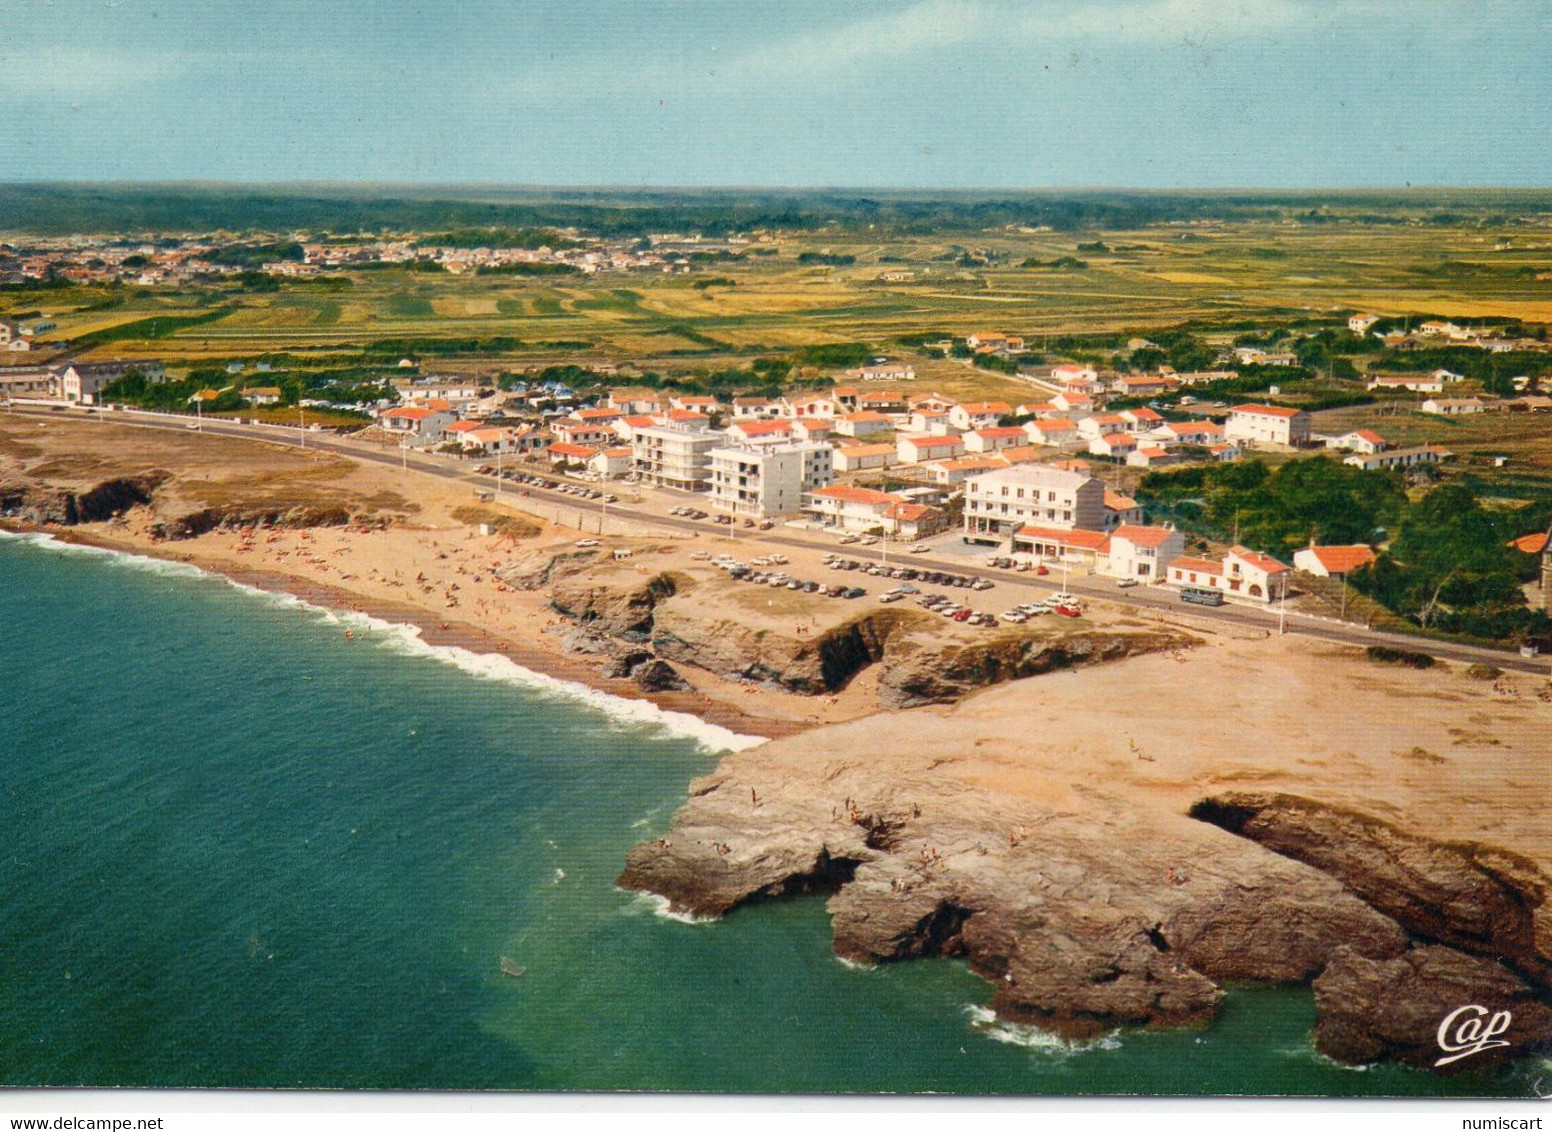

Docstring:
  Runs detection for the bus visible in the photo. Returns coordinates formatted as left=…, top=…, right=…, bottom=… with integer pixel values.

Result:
left=1180, top=586, right=1224, bottom=607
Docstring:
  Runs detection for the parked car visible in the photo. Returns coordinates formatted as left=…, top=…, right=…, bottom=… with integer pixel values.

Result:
left=1116, top=577, right=1140, bottom=588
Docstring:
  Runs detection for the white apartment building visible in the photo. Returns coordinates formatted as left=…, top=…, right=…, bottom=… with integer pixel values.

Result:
left=1223, top=404, right=1311, bottom=448
left=708, top=440, right=834, bottom=518
left=632, top=422, right=722, bottom=491
left=962, top=464, right=1106, bottom=543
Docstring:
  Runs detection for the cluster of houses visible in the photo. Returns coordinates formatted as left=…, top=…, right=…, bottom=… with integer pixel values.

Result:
left=1348, top=313, right=1551, bottom=355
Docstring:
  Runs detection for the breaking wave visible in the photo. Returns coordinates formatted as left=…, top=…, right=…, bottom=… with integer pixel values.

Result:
left=0, top=529, right=763, bottom=754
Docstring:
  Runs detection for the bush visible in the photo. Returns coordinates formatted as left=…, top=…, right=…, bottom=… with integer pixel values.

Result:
left=1465, top=663, right=1504, bottom=680
left=1365, top=646, right=1436, bottom=669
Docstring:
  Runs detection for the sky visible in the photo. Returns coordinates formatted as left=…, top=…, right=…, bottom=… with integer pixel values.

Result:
left=1, top=0, right=1549, bottom=188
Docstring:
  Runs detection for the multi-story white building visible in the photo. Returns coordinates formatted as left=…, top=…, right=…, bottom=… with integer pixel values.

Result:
left=632, top=422, right=721, bottom=491
left=708, top=440, right=834, bottom=518
left=962, top=464, right=1105, bottom=543
left=1224, top=404, right=1311, bottom=448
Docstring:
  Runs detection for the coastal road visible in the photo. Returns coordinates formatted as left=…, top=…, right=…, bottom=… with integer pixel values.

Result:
left=10, top=402, right=1551, bottom=678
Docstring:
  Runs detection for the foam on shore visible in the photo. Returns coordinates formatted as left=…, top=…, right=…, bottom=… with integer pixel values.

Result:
left=0, top=529, right=764, bottom=754
left=964, top=1005, right=1122, bottom=1055
left=619, top=889, right=719, bottom=925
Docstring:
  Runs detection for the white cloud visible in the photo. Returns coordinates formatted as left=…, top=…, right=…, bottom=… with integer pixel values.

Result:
left=0, top=46, right=194, bottom=96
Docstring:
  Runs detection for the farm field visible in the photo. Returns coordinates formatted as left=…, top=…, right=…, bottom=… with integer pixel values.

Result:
left=9, top=215, right=1551, bottom=400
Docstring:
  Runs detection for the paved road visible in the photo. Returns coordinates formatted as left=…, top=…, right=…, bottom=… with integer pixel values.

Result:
left=10, top=403, right=1550, bottom=677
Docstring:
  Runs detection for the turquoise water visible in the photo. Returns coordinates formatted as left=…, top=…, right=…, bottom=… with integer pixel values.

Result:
left=0, top=531, right=1539, bottom=1096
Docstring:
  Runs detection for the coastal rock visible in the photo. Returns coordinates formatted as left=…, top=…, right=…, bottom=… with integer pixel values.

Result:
left=0, top=472, right=168, bottom=526
left=1191, top=792, right=1552, bottom=987
left=549, top=570, right=684, bottom=637
left=876, top=629, right=1190, bottom=708
left=620, top=763, right=1408, bottom=1040
left=1312, top=946, right=1552, bottom=1071
left=602, top=649, right=654, bottom=677
left=631, top=659, right=690, bottom=692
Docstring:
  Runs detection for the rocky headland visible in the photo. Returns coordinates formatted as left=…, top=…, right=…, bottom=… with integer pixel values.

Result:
left=620, top=636, right=1552, bottom=1072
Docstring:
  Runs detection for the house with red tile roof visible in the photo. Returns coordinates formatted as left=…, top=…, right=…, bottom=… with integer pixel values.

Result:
left=1009, top=524, right=1112, bottom=566
left=1293, top=544, right=1377, bottom=578
left=948, top=401, right=1012, bottom=430
left=896, top=433, right=966, bottom=464
left=1166, top=545, right=1289, bottom=601
left=802, top=484, right=906, bottom=532
left=834, top=410, right=894, bottom=438
left=883, top=501, right=948, bottom=541
left=963, top=426, right=1027, bottom=453
left=1088, top=432, right=1138, bottom=459
left=1103, top=524, right=1185, bottom=581
left=727, top=418, right=796, bottom=444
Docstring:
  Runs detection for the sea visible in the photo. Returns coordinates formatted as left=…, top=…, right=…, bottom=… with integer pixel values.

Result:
left=0, top=529, right=1541, bottom=1097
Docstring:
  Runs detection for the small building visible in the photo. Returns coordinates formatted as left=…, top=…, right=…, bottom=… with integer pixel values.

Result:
left=1088, top=432, right=1138, bottom=459
left=883, top=501, right=948, bottom=541
left=727, top=418, right=796, bottom=445
left=708, top=440, right=835, bottom=518
left=1421, top=397, right=1486, bottom=416
left=381, top=405, right=458, bottom=444
left=963, top=426, right=1027, bottom=453
left=1368, top=375, right=1444, bottom=394
left=1009, top=525, right=1112, bottom=567
left=896, top=434, right=966, bottom=465
left=1342, top=444, right=1453, bottom=472
left=1102, top=524, right=1184, bottom=581
left=831, top=442, right=897, bottom=472
left=1103, top=490, right=1143, bottom=531
left=921, top=455, right=1006, bottom=486
left=802, top=485, right=905, bottom=533
left=1024, top=418, right=1081, bottom=447
left=1126, top=446, right=1183, bottom=469
left=1326, top=429, right=1389, bottom=454
left=834, top=410, right=894, bottom=438
left=948, top=401, right=1011, bottom=431
left=1166, top=545, right=1289, bottom=602
left=1293, top=544, right=1377, bottom=578
left=587, top=446, right=635, bottom=480
left=244, top=386, right=284, bottom=406
left=546, top=441, right=601, bottom=468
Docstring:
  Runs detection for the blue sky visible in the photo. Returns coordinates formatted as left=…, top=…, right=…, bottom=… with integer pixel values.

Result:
left=1, top=0, right=1548, bottom=187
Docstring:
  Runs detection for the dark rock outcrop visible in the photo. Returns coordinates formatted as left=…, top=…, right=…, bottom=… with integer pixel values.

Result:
left=0, top=472, right=168, bottom=526
left=1191, top=792, right=1552, bottom=987
left=631, top=659, right=690, bottom=692
left=549, top=570, right=683, bottom=638
left=1313, top=946, right=1552, bottom=1071
left=877, top=629, right=1188, bottom=708
left=620, top=768, right=1409, bottom=1042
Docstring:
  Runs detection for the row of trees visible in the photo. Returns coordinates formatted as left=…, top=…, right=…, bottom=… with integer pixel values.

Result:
left=1137, top=457, right=1551, bottom=642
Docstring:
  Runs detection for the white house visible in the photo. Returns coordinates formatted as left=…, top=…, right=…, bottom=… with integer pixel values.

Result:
left=831, top=442, right=896, bottom=472
left=1421, top=398, right=1486, bottom=416
left=833, top=410, right=894, bottom=438
left=1024, top=418, right=1082, bottom=447
left=381, top=405, right=458, bottom=444
left=803, top=485, right=905, bottom=532
left=1224, top=404, right=1311, bottom=448
left=948, top=401, right=1011, bottom=431
left=1348, top=313, right=1380, bottom=334
left=1166, top=545, right=1289, bottom=602
left=896, top=434, right=966, bottom=465
left=588, top=446, right=636, bottom=479
left=1102, top=524, right=1184, bottom=582
left=726, top=418, right=796, bottom=445
left=1293, top=544, right=1377, bottom=578
left=963, top=426, right=1028, bottom=453
left=1342, top=444, right=1452, bottom=472
left=1368, top=375, right=1444, bottom=394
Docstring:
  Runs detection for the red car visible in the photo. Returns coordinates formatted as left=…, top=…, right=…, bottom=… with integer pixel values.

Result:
left=1035, top=565, right=1050, bottom=576
left=1054, top=604, right=1083, bottom=618
left=952, top=609, right=973, bottom=622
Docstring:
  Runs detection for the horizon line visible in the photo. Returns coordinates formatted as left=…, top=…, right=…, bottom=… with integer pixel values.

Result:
left=4, top=179, right=1552, bottom=196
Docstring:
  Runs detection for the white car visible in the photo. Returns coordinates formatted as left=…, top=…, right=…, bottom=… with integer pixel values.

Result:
left=576, top=539, right=601, bottom=549
left=1116, top=577, right=1140, bottom=589
left=908, top=544, right=931, bottom=554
